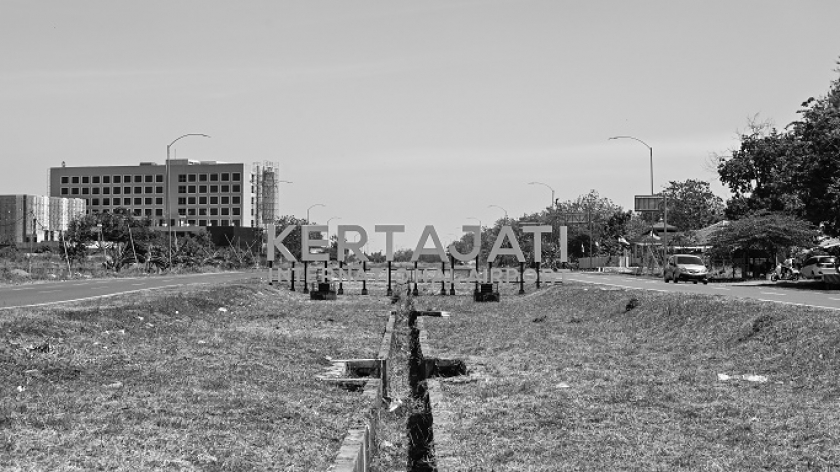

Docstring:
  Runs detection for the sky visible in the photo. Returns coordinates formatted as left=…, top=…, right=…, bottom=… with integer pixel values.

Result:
left=3, top=1, right=840, bottom=252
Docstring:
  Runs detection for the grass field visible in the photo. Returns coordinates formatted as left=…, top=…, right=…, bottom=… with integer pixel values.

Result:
left=420, top=283, right=840, bottom=471
left=1, top=281, right=391, bottom=471
left=4, top=277, right=840, bottom=471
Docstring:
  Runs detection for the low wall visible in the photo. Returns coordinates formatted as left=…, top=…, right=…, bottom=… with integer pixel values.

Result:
left=327, top=312, right=396, bottom=472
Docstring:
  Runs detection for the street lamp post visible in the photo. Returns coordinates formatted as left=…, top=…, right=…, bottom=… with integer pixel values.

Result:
left=528, top=182, right=555, bottom=209
left=306, top=203, right=325, bottom=224
left=166, top=133, right=210, bottom=269
left=609, top=135, right=669, bottom=261
left=609, top=136, right=653, bottom=195
left=488, top=205, right=508, bottom=220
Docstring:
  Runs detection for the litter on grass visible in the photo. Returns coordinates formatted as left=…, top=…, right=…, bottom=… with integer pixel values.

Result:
left=717, top=373, right=768, bottom=383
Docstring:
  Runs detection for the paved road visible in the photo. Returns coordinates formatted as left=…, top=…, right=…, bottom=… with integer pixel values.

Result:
left=564, top=272, right=840, bottom=311
left=0, top=271, right=259, bottom=310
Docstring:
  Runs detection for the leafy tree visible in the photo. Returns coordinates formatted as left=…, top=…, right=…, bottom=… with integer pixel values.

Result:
left=718, top=59, right=840, bottom=234
left=272, top=215, right=322, bottom=261
left=661, top=179, right=724, bottom=231
left=707, top=212, right=817, bottom=272
left=367, top=251, right=386, bottom=263
left=554, top=190, right=624, bottom=259
left=63, top=209, right=159, bottom=269
left=599, top=210, right=633, bottom=256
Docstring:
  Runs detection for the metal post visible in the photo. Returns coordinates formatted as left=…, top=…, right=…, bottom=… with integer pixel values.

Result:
left=536, top=261, right=541, bottom=289
left=588, top=200, right=593, bottom=270
left=166, top=134, right=209, bottom=270
left=449, top=254, right=456, bottom=295
left=290, top=261, right=296, bottom=291
left=440, top=261, right=446, bottom=295
left=268, top=260, right=273, bottom=286
left=386, top=261, right=392, bottom=296
left=361, top=261, right=368, bottom=295
left=412, top=261, right=419, bottom=296
left=303, top=261, right=309, bottom=294
left=519, top=261, right=525, bottom=295
left=337, top=260, right=344, bottom=294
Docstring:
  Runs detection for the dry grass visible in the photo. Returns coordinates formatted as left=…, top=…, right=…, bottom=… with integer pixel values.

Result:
left=1, top=281, right=391, bottom=471
left=420, top=282, right=840, bottom=471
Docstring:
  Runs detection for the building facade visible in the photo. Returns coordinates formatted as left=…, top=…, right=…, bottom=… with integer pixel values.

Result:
left=49, top=160, right=257, bottom=229
left=0, top=195, right=86, bottom=244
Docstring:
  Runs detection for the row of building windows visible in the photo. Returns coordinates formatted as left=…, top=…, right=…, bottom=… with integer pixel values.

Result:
left=177, top=207, right=241, bottom=216
left=60, top=172, right=242, bottom=185
left=61, top=186, right=165, bottom=196
left=62, top=175, right=164, bottom=184
left=85, top=205, right=241, bottom=220
left=87, top=210, right=242, bottom=228
left=177, top=172, right=241, bottom=182
left=176, top=184, right=241, bottom=194
left=60, top=184, right=243, bottom=196
left=87, top=197, right=163, bottom=206
left=83, top=196, right=241, bottom=207
left=177, top=196, right=241, bottom=205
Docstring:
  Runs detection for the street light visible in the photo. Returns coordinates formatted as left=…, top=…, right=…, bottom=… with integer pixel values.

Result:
left=609, top=135, right=668, bottom=260
left=166, top=133, right=210, bottom=269
left=608, top=136, right=653, bottom=195
left=528, top=182, right=555, bottom=209
left=307, top=203, right=325, bottom=223
left=488, top=205, right=508, bottom=220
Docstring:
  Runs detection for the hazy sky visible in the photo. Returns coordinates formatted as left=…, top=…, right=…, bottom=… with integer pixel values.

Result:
left=3, top=1, right=840, bottom=252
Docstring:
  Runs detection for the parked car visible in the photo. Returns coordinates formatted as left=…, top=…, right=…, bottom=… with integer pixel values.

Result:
left=663, top=254, right=709, bottom=284
left=799, top=255, right=838, bottom=280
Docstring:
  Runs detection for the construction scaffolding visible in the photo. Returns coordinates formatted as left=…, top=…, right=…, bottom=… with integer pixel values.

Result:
left=251, top=161, right=280, bottom=228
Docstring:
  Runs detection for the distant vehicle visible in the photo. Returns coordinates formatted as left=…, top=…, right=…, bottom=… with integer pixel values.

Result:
left=770, top=266, right=801, bottom=282
left=799, top=255, right=838, bottom=280
left=663, top=254, right=709, bottom=284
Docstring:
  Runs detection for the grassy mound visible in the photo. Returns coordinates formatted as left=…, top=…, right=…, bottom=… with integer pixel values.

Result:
left=421, top=283, right=840, bottom=470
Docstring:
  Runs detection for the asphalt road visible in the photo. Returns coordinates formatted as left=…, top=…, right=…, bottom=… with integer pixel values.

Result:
left=0, top=271, right=259, bottom=310
left=5, top=269, right=838, bottom=312
left=564, top=272, right=840, bottom=311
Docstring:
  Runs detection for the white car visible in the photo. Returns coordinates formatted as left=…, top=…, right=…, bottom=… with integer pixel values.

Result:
left=663, top=254, right=709, bottom=284
left=799, top=255, right=838, bottom=280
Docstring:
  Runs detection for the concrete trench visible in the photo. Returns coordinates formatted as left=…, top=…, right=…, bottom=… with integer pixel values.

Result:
left=407, top=308, right=437, bottom=472
left=406, top=306, right=466, bottom=472
left=325, top=295, right=464, bottom=472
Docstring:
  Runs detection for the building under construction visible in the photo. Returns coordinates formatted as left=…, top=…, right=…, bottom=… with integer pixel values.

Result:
left=251, top=161, right=280, bottom=228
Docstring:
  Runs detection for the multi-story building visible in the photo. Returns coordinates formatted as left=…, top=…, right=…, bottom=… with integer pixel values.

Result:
left=0, top=195, right=85, bottom=244
left=49, top=160, right=256, bottom=230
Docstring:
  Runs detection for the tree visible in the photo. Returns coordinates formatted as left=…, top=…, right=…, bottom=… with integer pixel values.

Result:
left=707, top=212, right=817, bottom=274
left=599, top=210, right=633, bottom=256
left=555, top=190, right=625, bottom=259
left=661, top=179, right=725, bottom=231
left=63, top=209, right=159, bottom=269
left=717, top=59, right=840, bottom=234
left=272, top=215, right=322, bottom=261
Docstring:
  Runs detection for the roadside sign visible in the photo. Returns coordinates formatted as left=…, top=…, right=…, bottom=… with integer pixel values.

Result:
left=559, top=213, right=588, bottom=224
left=635, top=195, right=663, bottom=212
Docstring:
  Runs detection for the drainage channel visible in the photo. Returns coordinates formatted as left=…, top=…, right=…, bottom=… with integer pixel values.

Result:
left=407, top=301, right=467, bottom=472
left=325, top=289, right=465, bottom=472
